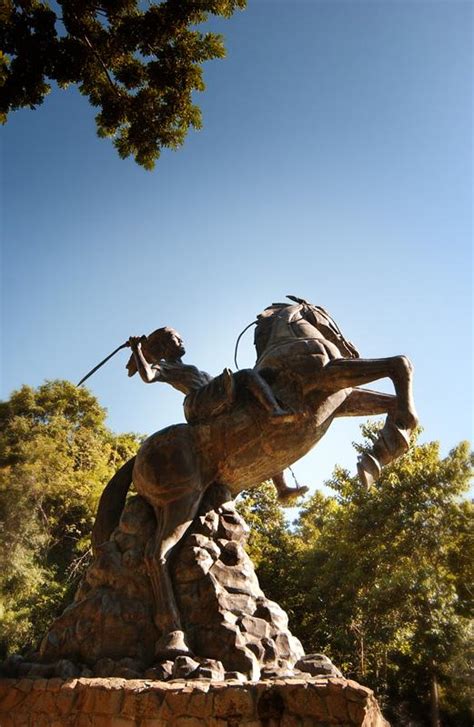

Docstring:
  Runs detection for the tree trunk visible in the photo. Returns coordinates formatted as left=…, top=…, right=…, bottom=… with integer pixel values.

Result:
left=430, top=668, right=441, bottom=727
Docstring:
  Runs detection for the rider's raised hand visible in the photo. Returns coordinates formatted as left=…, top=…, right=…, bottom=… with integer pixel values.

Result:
left=128, top=336, right=143, bottom=350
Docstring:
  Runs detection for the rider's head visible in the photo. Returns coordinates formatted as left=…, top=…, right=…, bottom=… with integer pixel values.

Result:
left=126, top=327, right=186, bottom=375
left=149, top=327, right=186, bottom=361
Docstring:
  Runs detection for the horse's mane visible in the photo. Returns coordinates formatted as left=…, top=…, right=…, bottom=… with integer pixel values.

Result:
left=254, top=302, right=289, bottom=358
left=254, top=298, right=360, bottom=359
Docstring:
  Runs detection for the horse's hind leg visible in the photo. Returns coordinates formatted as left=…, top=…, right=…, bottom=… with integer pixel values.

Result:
left=146, top=490, right=203, bottom=658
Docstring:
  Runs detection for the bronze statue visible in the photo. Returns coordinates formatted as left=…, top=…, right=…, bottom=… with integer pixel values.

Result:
left=125, top=327, right=308, bottom=503
left=92, top=296, right=418, bottom=661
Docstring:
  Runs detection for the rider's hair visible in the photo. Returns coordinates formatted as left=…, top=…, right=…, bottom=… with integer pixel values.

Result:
left=126, top=327, right=182, bottom=376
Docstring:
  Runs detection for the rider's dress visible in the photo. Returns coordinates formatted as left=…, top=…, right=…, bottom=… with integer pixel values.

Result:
left=152, top=361, right=234, bottom=423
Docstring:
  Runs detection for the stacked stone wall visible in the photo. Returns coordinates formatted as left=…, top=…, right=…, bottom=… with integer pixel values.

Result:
left=0, top=676, right=389, bottom=726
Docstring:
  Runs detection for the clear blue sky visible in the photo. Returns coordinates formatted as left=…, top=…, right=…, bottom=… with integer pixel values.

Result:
left=1, top=0, right=472, bottom=495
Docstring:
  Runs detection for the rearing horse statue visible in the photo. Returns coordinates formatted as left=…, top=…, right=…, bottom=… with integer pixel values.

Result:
left=92, top=297, right=418, bottom=659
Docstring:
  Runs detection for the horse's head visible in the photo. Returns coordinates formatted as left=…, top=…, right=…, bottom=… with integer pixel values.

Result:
left=254, top=296, right=360, bottom=359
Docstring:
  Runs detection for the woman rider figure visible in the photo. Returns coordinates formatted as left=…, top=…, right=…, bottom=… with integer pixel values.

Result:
left=127, top=327, right=308, bottom=503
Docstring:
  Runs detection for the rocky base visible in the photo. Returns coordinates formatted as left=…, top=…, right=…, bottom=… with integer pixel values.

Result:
left=1, top=652, right=341, bottom=684
left=17, top=485, right=336, bottom=682
left=0, top=675, right=389, bottom=726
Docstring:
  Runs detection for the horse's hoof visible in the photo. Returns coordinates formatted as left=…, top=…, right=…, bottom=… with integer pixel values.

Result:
left=394, top=408, right=419, bottom=432
left=381, top=420, right=410, bottom=458
left=155, top=630, right=192, bottom=659
left=357, top=453, right=381, bottom=488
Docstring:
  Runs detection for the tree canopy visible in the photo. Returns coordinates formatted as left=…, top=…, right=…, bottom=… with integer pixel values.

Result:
left=0, top=0, right=246, bottom=168
left=237, top=429, right=473, bottom=726
left=0, top=380, right=140, bottom=656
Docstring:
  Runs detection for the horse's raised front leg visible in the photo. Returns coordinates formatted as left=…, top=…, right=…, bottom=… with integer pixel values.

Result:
left=320, top=359, right=419, bottom=486
left=335, top=387, right=397, bottom=419
left=146, top=490, right=203, bottom=659
left=334, top=386, right=406, bottom=484
left=320, top=356, right=418, bottom=430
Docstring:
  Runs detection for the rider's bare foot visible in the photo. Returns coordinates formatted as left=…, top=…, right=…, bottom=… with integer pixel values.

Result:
left=277, top=485, right=309, bottom=503
left=155, top=630, right=192, bottom=659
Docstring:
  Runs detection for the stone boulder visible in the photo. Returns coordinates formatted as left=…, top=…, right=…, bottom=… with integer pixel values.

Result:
left=172, top=484, right=305, bottom=680
left=38, top=495, right=158, bottom=675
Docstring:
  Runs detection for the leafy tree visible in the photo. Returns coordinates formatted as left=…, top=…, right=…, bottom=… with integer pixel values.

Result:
left=0, top=0, right=246, bottom=169
left=294, top=429, right=473, bottom=726
left=236, top=482, right=305, bottom=625
left=0, top=380, right=140, bottom=657
left=238, top=430, right=472, bottom=725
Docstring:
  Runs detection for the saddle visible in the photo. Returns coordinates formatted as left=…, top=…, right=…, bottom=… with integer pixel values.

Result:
left=183, top=368, right=235, bottom=423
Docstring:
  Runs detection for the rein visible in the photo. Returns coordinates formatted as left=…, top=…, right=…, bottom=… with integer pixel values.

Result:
left=233, top=320, right=258, bottom=369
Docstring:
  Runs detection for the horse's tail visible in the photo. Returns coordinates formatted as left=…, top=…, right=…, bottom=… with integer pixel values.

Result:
left=91, top=456, right=135, bottom=553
